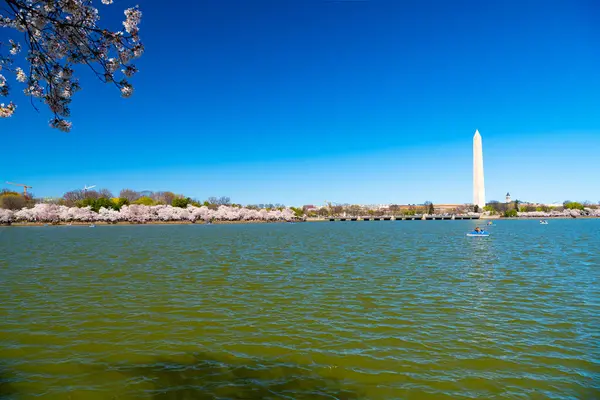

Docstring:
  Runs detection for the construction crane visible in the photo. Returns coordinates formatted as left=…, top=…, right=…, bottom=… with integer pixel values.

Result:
left=5, top=181, right=32, bottom=197
left=83, top=184, right=96, bottom=194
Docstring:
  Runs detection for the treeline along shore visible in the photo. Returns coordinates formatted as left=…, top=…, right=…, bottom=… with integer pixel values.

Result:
left=0, top=204, right=298, bottom=225
left=1, top=187, right=599, bottom=226
left=0, top=188, right=301, bottom=225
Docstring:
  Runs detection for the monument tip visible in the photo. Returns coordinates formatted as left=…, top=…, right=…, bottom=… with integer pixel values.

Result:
left=474, top=129, right=480, bottom=136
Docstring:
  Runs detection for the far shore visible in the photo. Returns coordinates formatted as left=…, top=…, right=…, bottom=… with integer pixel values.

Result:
left=305, top=216, right=600, bottom=222
left=2, top=216, right=599, bottom=227
left=2, top=220, right=301, bottom=227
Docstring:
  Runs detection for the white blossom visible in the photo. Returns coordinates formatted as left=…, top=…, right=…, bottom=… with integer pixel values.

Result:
left=98, top=207, right=120, bottom=222
left=0, top=0, right=143, bottom=130
left=15, top=68, right=27, bottom=83
left=9, top=39, right=21, bottom=55
left=106, top=58, right=119, bottom=73
left=49, top=118, right=72, bottom=132
left=123, top=7, right=142, bottom=35
left=0, top=102, right=16, bottom=118
left=120, top=83, right=133, bottom=98
left=0, top=209, right=13, bottom=223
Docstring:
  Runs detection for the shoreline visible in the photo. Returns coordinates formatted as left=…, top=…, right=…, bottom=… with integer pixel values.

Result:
left=306, top=216, right=599, bottom=221
left=2, top=220, right=302, bottom=227
left=2, top=216, right=599, bottom=227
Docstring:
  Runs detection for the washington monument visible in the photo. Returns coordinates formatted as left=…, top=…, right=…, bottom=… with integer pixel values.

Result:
left=473, top=130, right=486, bottom=210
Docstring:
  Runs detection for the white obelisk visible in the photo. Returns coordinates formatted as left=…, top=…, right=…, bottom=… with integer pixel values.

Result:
left=473, top=130, right=486, bottom=210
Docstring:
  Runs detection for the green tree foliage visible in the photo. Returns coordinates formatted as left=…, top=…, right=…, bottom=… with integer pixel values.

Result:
left=76, top=197, right=113, bottom=212
left=563, top=201, right=584, bottom=210
left=0, top=194, right=27, bottom=210
left=172, top=197, right=191, bottom=208
left=514, top=200, right=521, bottom=211
left=484, top=201, right=510, bottom=215
left=113, top=198, right=130, bottom=210
left=94, top=198, right=116, bottom=212
left=504, top=209, right=518, bottom=218
left=133, top=196, right=156, bottom=206
left=75, top=197, right=128, bottom=212
left=289, top=207, right=304, bottom=218
left=403, top=205, right=417, bottom=216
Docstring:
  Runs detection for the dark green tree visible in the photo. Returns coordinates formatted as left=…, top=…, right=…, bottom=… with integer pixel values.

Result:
left=113, top=198, right=130, bottom=210
left=172, top=197, right=191, bottom=208
left=94, top=197, right=116, bottom=212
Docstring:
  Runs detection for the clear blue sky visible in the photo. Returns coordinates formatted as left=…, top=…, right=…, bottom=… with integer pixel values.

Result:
left=2, top=0, right=600, bottom=206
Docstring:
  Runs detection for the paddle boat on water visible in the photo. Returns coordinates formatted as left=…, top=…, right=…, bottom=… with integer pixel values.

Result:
left=467, top=231, right=490, bottom=237
left=467, top=227, right=490, bottom=237
left=540, top=220, right=548, bottom=225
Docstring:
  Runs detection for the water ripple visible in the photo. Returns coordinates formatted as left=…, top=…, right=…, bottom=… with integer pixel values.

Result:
left=1, top=221, right=599, bottom=399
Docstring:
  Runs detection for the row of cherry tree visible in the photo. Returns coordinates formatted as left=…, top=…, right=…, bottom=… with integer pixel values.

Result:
left=0, top=203, right=298, bottom=224
left=517, top=208, right=600, bottom=218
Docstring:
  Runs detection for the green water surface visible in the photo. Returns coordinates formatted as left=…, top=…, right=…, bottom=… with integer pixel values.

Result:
left=1, top=220, right=599, bottom=399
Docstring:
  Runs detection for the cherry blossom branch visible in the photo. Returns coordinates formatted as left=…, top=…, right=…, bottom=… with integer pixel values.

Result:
left=0, top=0, right=143, bottom=130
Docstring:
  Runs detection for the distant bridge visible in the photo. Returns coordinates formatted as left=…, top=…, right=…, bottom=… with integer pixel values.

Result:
left=327, top=215, right=480, bottom=221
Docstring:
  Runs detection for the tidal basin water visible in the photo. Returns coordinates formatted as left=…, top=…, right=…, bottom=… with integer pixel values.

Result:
left=1, top=220, right=599, bottom=399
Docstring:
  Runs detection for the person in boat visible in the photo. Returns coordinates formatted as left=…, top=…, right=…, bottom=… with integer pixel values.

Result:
left=474, top=227, right=482, bottom=233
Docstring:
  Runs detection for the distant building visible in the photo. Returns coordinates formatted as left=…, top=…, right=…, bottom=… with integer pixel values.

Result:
left=506, top=192, right=511, bottom=203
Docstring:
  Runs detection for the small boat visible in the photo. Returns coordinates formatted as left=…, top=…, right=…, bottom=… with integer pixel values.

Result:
left=467, top=230, right=490, bottom=237
left=540, top=220, right=548, bottom=224
left=89, top=224, right=96, bottom=228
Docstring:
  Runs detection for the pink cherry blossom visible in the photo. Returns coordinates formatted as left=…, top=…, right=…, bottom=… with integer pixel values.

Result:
left=0, top=208, right=14, bottom=223
left=1, top=202, right=302, bottom=224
